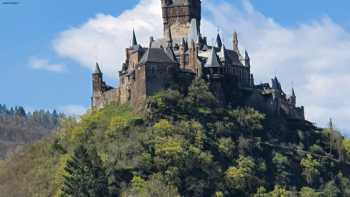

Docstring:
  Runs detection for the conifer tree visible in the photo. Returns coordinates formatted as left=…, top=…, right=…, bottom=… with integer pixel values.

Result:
left=61, top=145, right=109, bottom=197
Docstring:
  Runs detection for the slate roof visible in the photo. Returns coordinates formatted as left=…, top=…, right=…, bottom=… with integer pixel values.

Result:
left=140, top=48, right=178, bottom=64
left=132, top=29, right=138, bottom=46
left=93, top=63, right=102, bottom=74
left=205, top=48, right=222, bottom=67
left=216, top=34, right=222, bottom=48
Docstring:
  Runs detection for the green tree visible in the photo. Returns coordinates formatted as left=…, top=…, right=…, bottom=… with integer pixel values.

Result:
left=322, top=181, right=340, bottom=197
left=124, top=174, right=179, bottom=197
left=253, top=187, right=269, bottom=197
left=225, top=156, right=256, bottom=194
left=335, top=173, right=350, bottom=196
left=272, top=152, right=291, bottom=186
left=299, top=187, right=320, bottom=197
left=61, top=145, right=109, bottom=197
left=343, top=139, right=350, bottom=159
left=300, top=154, right=320, bottom=186
left=186, top=78, right=217, bottom=108
left=269, top=185, right=291, bottom=197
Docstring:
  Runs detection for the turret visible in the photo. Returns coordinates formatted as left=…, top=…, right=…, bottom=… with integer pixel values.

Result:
left=244, top=50, right=250, bottom=67
left=179, top=38, right=187, bottom=68
left=92, top=63, right=103, bottom=94
left=132, top=29, right=138, bottom=47
left=233, top=32, right=239, bottom=52
left=188, top=39, right=201, bottom=75
left=219, top=44, right=226, bottom=62
left=205, top=48, right=221, bottom=68
left=290, top=88, right=296, bottom=106
left=216, top=33, right=222, bottom=48
left=149, top=36, right=154, bottom=48
left=271, top=77, right=282, bottom=91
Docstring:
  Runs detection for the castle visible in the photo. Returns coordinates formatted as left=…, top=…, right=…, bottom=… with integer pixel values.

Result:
left=91, top=0, right=305, bottom=120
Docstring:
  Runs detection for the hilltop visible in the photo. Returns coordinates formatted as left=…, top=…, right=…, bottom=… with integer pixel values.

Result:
left=0, top=105, right=62, bottom=159
left=0, top=79, right=349, bottom=197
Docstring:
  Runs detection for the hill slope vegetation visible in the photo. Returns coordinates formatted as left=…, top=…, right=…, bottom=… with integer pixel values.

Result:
left=1, top=79, right=350, bottom=197
left=0, top=105, right=61, bottom=159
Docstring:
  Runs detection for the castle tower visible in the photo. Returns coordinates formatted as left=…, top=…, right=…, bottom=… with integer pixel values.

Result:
left=92, top=63, right=103, bottom=94
left=179, top=38, right=187, bottom=69
left=290, top=88, right=296, bottom=107
left=233, top=32, right=239, bottom=52
left=92, top=63, right=104, bottom=107
left=161, top=0, right=201, bottom=40
left=244, top=50, right=250, bottom=67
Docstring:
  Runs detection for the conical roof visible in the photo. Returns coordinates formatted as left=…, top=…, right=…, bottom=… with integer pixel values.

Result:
left=216, top=33, right=222, bottom=48
left=93, top=63, right=102, bottom=74
left=205, top=48, right=221, bottom=67
left=219, top=44, right=226, bottom=61
left=132, top=29, right=138, bottom=46
left=233, top=31, right=239, bottom=51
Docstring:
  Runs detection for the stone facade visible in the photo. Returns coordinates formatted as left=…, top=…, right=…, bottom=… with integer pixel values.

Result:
left=91, top=0, right=305, bottom=120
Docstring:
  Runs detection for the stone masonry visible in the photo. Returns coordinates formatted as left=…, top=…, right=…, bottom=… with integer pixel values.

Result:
left=91, top=0, right=305, bottom=120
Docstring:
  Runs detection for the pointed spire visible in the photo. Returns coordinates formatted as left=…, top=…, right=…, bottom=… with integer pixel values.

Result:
left=132, top=29, right=138, bottom=46
left=93, top=62, right=102, bottom=74
left=165, top=46, right=177, bottom=62
left=233, top=31, right=239, bottom=51
left=181, top=37, right=188, bottom=50
left=244, top=50, right=250, bottom=67
left=149, top=36, right=154, bottom=48
left=292, top=88, right=296, bottom=97
left=272, top=76, right=282, bottom=91
left=245, top=50, right=250, bottom=59
left=329, top=118, right=334, bottom=131
left=205, top=48, right=221, bottom=67
left=216, top=33, right=222, bottom=48
left=220, top=44, right=226, bottom=61
left=290, top=88, right=296, bottom=106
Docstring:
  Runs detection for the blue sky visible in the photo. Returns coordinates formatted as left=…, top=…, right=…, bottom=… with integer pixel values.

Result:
left=0, top=0, right=139, bottom=110
left=1, top=0, right=349, bottom=135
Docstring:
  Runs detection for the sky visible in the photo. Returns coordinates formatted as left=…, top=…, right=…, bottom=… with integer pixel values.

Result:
left=0, top=0, right=350, bottom=135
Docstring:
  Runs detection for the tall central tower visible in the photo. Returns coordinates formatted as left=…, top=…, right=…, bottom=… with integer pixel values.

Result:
left=161, top=0, right=201, bottom=40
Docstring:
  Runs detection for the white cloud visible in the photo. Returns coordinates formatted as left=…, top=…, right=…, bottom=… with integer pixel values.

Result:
left=53, top=0, right=350, bottom=135
left=53, top=0, right=162, bottom=78
left=60, top=105, right=87, bottom=117
left=30, top=57, right=65, bottom=72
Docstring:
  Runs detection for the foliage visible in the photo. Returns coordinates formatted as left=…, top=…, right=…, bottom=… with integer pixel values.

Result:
left=272, top=152, right=291, bottom=186
left=0, top=105, right=62, bottom=159
left=300, top=154, right=320, bottom=186
left=344, top=139, right=350, bottom=157
left=61, top=145, right=109, bottom=197
left=1, top=79, right=350, bottom=197
left=299, top=187, right=320, bottom=197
